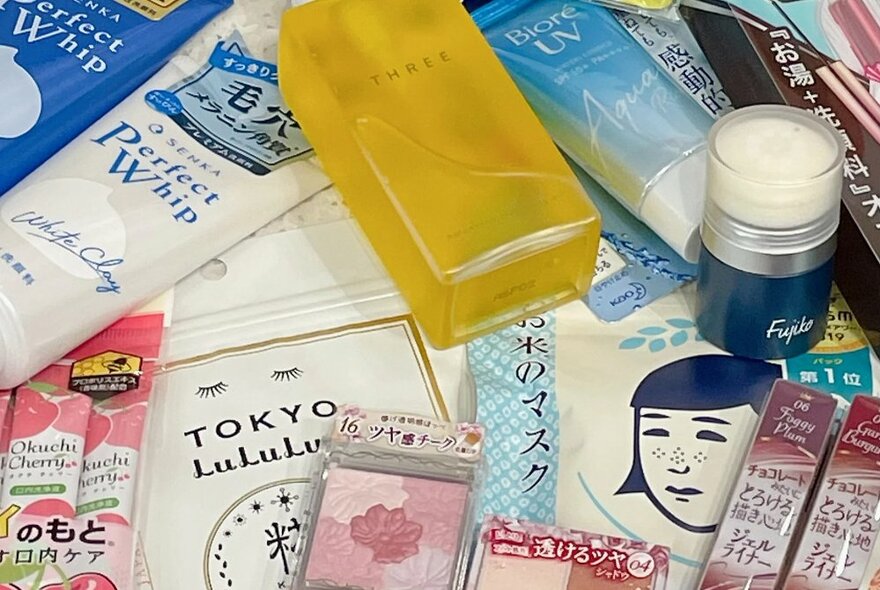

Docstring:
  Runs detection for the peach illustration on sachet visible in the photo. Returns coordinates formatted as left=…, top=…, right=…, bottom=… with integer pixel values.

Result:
left=21, top=498, right=75, bottom=518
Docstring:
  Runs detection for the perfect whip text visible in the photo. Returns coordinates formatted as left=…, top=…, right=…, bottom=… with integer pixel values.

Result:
left=0, top=0, right=125, bottom=73
left=93, top=122, right=223, bottom=223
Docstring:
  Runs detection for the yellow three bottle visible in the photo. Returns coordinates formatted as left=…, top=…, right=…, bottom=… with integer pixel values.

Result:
left=279, top=0, right=601, bottom=348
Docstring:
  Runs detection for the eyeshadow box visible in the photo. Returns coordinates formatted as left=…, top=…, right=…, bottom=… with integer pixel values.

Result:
left=698, top=380, right=838, bottom=590
left=467, top=515, right=669, bottom=590
left=781, top=395, right=880, bottom=590
left=293, top=406, right=484, bottom=590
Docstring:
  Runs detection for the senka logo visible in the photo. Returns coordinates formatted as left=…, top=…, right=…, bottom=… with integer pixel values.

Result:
left=765, top=316, right=815, bottom=345
left=368, top=51, right=452, bottom=86
left=504, top=4, right=582, bottom=55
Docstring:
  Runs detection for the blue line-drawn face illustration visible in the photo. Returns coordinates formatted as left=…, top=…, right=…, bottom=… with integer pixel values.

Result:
left=0, top=46, right=42, bottom=139
left=616, top=355, right=781, bottom=534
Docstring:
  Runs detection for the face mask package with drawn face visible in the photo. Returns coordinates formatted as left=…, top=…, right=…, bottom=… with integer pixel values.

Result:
left=467, top=286, right=880, bottom=590
left=132, top=218, right=475, bottom=590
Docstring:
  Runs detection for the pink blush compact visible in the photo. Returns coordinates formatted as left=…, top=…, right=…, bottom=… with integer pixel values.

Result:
left=293, top=408, right=485, bottom=590
left=301, top=467, right=471, bottom=589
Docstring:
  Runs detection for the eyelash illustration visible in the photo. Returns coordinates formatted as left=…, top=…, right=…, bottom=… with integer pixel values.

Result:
left=195, top=381, right=229, bottom=399
left=271, top=367, right=304, bottom=382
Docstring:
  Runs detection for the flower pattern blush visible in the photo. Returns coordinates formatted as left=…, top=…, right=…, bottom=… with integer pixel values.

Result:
left=321, top=467, right=408, bottom=522
left=303, top=467, right=471, bottom=589
left=402, top=477, right=469, bottom=553
left=350, top=505, right=423, bottom=564
left=305, top=518, right=383, bottom=588
left=384, top=547, right=454, bottom=590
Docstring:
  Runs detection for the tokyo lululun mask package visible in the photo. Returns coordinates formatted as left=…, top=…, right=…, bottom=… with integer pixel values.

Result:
left=293, top=406, right=484, bottom=590
left=0, top=0, right=231, bottom=197
left=782, top=394, right=880, bottom=590
left=278, top=0, right=602, bottom=349
left=134, top=219, right=476, bottom=590
left=699, top=380, right=837, bottom=590
left=468, top=515, right=670, bottom=590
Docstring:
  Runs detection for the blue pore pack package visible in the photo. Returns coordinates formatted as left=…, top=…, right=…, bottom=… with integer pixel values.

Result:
left=0, top=0, right=231, bottom=196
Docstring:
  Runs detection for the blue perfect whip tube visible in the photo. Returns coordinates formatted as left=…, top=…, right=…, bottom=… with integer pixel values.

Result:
left=0, top=0, right=231, bottom=196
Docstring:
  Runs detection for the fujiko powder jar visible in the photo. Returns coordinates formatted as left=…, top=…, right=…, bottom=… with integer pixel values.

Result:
left=696, top=105, right=845, bottom=359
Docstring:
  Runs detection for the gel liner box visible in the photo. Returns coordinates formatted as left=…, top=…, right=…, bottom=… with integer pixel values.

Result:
left=781, top=395, right=880, bottom=590
left=278, top=0, right=601, bottom=348
left=467, top=515, right=669, bottom=589
left=698, top=380, right=837, bottom=590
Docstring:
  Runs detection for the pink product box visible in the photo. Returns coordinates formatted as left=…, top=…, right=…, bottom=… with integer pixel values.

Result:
left=469, top=515, right=669, bottom=590
left=782, top=395, right=880, bottom=590
left=699, top=380, right=838, bottom=590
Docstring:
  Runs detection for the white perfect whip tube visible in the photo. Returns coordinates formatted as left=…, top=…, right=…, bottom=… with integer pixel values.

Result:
left=0, top=45, right=330, bottom=388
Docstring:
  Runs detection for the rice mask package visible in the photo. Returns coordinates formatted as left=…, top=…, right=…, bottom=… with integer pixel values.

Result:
left=134, top=219, right=474, bottom=590
left=0, top=4, right=330, bottom=389
left=0, top=0, right=231, bottom=196
left=468, top=287, right=880, bottom=589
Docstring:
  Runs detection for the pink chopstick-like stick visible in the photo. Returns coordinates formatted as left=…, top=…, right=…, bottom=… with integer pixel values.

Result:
left=831, top=0, right=873, bottom=67
left=817, top=65, right=880, bottom=144
left=831, top=60, right=880, bottom=122
left=830, top=0, right=880, bottom=67
left=846, top=0, right=880, bottom=64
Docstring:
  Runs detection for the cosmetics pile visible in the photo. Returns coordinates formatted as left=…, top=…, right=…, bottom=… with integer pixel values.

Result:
left=0, top=0, right=880, bottom=588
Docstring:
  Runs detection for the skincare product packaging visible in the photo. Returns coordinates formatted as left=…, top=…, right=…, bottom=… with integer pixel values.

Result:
left=278, top=0, right=601, bottom=349
left=475, top=0, right=715, bottom=262
left=0, top=24, right=330, bottom=388
left=293, top=406, right=484, bottom=590
left=696, top=105, right=845, bottom=359
left=699, top=379, right=838, bottom=590
left=612, top=11, right=733, bottom=120
left=135, top=219, right=477, bottom=590
left=782, top=395, right=880, bottom=589
left=468, top=515, right=670, bottom=589
left=0, top=0, right=231, bottom=196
